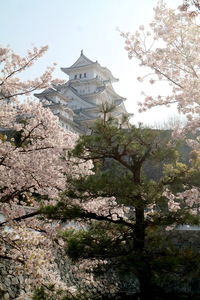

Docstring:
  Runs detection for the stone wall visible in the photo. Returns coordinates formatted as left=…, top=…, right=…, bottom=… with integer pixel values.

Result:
left=1, top=230, right=200, bottom=299
left=0, top=258, right=22, bottom=300
left=0, top=248, right=139, bottom=300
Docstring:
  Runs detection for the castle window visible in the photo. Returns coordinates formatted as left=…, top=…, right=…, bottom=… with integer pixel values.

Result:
left=74, top=74, right=77, bottom=79
left=79, top=74, right=82, bottom=78
left=84, top=73, right=86, bottom=78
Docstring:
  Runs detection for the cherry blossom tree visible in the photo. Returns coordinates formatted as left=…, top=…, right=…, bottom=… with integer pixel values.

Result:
left=121, top=0, right=200, bottom=133
left=120, top=0, right=200, bottom=217
left=0, top=46, right=92, bottom=299
left=0, top=46, right=60, bottom=101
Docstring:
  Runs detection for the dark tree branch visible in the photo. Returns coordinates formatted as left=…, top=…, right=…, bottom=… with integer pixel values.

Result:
left=0, top=210, right=40, bottom=227
left=79, top=210, right=135, bottom=230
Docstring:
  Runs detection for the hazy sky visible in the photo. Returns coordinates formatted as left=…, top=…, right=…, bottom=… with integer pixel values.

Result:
left=1, top=0, right=181, bottom=126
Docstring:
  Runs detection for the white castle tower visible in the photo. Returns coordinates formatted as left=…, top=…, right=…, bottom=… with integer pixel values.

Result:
left=35, top=51, right=129, bottom=133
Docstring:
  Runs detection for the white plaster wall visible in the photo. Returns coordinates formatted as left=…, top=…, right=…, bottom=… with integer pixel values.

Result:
left=69, top=69, right=95, bottom=81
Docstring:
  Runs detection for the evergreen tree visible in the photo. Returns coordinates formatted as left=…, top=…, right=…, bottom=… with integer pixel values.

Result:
left=43, top=114, right=200, bottom=299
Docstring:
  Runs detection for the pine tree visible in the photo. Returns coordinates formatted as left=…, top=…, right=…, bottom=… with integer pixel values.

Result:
left=42, top=114, right=200, bottom=299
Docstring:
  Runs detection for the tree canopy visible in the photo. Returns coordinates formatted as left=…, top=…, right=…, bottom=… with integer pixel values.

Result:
left=42, top=115, right=200, bottom=299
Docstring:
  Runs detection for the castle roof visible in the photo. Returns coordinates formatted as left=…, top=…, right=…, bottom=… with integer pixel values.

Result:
left=61, top=50, right=118, bottom=83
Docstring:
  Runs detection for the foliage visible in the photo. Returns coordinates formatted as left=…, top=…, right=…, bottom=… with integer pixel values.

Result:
left=0, top=46, right=92, bottom=299
left=43, top=116, right=200, bottom=299
left=121, top=0, right=200, bottom=213
left=32, top=286, right=81, bottom=300
left=179, top=0, right=200, bottom=15
left=122, top=1, right=200, bottom=135
left=62, top=223, right=129, bottom=262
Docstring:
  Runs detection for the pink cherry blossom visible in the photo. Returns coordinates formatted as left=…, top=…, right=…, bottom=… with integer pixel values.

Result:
left=0, top=46, right=92, bottom=297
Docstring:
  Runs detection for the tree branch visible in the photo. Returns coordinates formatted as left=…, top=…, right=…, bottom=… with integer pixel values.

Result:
left=79, top=210, right=135, bottom=230
left=0, top=210, right=40, bottom=227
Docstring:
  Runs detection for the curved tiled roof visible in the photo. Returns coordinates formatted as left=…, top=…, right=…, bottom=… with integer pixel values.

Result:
left=61, top=51, right=118, bottom=82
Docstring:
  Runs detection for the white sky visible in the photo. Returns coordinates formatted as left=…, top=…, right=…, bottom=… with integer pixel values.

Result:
left=1, top=0, right=181, bottom=126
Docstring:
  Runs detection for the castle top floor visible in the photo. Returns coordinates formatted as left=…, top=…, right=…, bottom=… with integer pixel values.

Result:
left=61, top=50, right=118, bottom=84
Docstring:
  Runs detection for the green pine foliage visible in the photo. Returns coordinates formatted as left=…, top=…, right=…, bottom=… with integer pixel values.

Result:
left=43, top=118, right=200, bottom=299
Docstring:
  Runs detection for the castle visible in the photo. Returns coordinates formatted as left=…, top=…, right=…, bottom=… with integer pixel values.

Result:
left=35, top=51, right=129, bottom=133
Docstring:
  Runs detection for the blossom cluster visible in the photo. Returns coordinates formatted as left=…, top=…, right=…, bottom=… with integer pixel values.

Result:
left=0, top=46, right=92, bottom=298
left=122, top=0, right=200, bottom=134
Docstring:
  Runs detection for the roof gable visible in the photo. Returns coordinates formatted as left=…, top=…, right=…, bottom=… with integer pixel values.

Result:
left=70, top=51, right=95, bottom=68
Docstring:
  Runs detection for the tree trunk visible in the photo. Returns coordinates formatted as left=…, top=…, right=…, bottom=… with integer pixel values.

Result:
left=134, top=196, right=153, bottom=298
left=134, top=206, right=145, bottom=251
left=132, top=167, right=154, bottom=299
